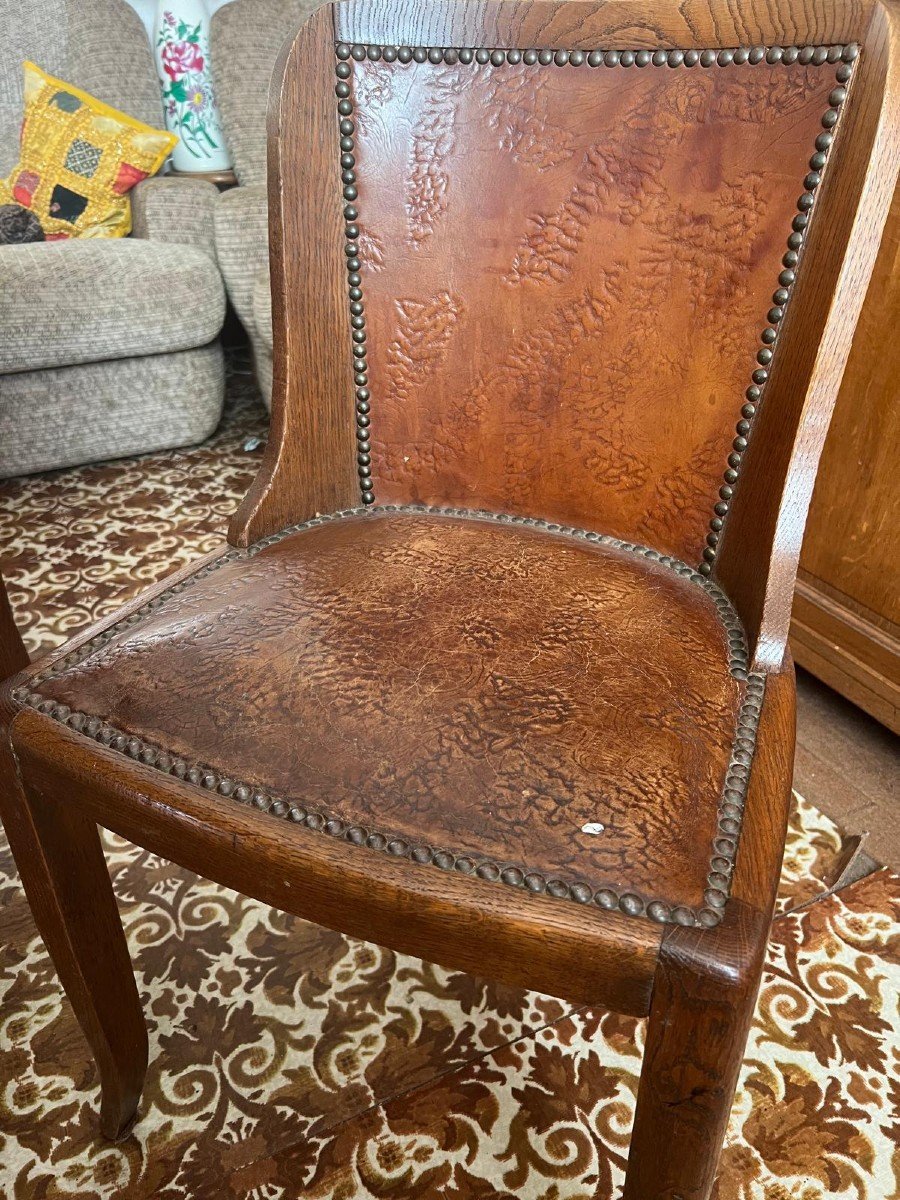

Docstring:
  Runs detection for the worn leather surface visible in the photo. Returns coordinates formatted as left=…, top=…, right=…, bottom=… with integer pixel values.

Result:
left=351, top=59, right=837, bottom=564
left=37, top=512, right=743, bottom=911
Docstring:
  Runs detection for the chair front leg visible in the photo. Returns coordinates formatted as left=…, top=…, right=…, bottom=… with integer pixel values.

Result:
left=622, top=901, right=766, bottom=1200
left=0, top=733, right=147, bottom=1140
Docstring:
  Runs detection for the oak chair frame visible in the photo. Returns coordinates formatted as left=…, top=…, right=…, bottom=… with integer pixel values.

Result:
left=2, top=2, right=899, bottom=1195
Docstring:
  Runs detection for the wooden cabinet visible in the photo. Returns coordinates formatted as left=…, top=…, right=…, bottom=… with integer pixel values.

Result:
left=791, top=179, right=900, bottom=734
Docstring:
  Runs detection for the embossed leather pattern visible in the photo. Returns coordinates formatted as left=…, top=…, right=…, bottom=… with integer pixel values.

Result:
left=27, top=510, right=750, bottom=922
left=348, top=56, right=840, bottom=565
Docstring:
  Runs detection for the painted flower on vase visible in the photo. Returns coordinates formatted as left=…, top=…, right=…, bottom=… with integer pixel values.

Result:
left=186, top=81, right=212, bottom=115
left=160, top=37, right=205, bottom=81
left=155, top=12, right=225, bottom=164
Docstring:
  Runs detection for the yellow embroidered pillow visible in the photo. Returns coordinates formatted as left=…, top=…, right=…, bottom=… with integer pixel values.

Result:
left=0, top=62, right=176, bottom=239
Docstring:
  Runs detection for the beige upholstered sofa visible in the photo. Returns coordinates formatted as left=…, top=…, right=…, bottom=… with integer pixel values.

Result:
left=0, top=0, right=226, bottom=478
left=212, top=0, right=320, bottom=405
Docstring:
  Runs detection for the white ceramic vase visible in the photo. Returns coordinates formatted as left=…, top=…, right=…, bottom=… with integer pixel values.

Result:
left=153, top=0, right=232, bottom=171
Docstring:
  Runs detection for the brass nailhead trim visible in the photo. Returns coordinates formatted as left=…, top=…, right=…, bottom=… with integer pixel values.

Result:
left=698, top=46, right=857, bottom=575
left=335, top=45, right=373, bottom=505
left=334, top=42, right=859, bottom=556
left=15, top=504, right=761, bottom=928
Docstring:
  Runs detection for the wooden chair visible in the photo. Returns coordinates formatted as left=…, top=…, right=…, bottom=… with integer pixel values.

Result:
left=2, top=2, right=898, bottom=1194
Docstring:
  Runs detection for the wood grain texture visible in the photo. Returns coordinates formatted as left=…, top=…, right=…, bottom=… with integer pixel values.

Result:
left=801, top=171, right=900, bottom=630
left=229, top=5, right=358, bottom=546
left=624, top=664, right=795, bottom=1197
left=624, top=901, right=768, bottom=1200
left=335, top=0, right=868, bottom=52
left=792, top=577, right=899, bottom=731
left=789, top=173, right=900, bottom=731
left=0, top=700, right=147, bottom=1140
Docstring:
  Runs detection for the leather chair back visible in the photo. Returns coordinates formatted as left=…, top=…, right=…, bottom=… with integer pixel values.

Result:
left=323, top=37, right=854, bottom=568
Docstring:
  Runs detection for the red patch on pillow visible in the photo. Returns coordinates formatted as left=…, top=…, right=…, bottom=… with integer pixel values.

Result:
left=13, top=169, right=40, bottom=205
left=112, top=162, right=149, bottom=196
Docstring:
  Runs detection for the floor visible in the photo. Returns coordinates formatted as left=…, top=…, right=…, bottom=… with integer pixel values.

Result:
left=0, top=365, right=898, bottom=1198
left=795, top=668, right=899, bottom=871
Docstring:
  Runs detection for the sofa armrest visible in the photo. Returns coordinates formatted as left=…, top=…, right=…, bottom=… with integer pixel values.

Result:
left=131, top=177, right=219, bottom=261
left=213, top=183, right=269, bottom=332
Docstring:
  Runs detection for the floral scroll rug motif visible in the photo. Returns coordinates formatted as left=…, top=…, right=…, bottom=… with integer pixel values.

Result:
left=0, top=364, right=898, bottom=1199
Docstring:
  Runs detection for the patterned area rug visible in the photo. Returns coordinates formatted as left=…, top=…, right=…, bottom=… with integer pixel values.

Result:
left=0, top=364, right=897, bottom=1199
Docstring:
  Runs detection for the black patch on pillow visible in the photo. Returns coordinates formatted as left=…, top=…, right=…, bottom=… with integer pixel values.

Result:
left=0, top=203, right=45, bottom=244
left=49, top=183, right=88, bottom=224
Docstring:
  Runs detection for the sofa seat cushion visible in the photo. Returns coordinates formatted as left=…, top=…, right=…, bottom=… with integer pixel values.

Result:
left=1, top=238, right=224, bottom=373
left=24, top=508, right=757, bottom=927
left=0, top=344, right=224, bottom=478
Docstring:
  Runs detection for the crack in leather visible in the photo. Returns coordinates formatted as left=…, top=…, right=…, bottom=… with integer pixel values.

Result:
left=15, top=506, right=762, bottom=927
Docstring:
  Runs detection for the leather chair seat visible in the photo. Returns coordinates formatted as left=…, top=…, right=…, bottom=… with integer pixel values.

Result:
left=25, top=508, right=755, bottom=927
